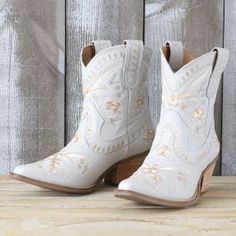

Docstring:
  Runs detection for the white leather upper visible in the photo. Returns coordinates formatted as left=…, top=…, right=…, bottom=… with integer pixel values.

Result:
left=118, top=41, right=229, bottom=201
left=13, top=40, right=154, bottom=188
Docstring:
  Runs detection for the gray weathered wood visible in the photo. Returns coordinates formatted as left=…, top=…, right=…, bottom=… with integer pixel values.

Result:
left=0, top=0, right=235, bottom=176
left=145, top=0, right=224, bottom=175
left=222, top=0, right=236, bottom=175
left=66, top=0, right=144, bottom=142
left=0, top=0, right=65, bottom=173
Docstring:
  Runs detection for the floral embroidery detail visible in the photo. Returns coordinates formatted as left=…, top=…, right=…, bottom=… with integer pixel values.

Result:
left=34, top=153, right=89, bottom=175
left=144, top=128, right=154, bottom=141
left=77, top=158, right=88, bottom=174
left=163, top=94, right=191, bottom=108
left=177, top=171, right=187, bottom=184
left=158, top=124, right=211, bottom=165
left=157, top=145, right=170, bottom=156
left=48, top=155, right=61, bottom=173
left=194, top=107, right=204, bottom=120
left=83, top=88, right=90, bottom=95
left=47, top=153, right=74, bottom=173
left=167, top=96, right=178, bottom=106
left=138, top=164, right=161, bottom=184
left=107, top=100, right=120, bottom=112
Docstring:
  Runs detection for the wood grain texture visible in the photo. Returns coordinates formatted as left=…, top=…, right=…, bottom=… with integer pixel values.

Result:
left=222, top=0, right=236, bottom=175
left=65, top=0, right=144, bottom=142
left=0, top=176, right=236, bottom=235
left=0, top=0, right=65, bottom=174
left=145, top=0, right=224, bottom=175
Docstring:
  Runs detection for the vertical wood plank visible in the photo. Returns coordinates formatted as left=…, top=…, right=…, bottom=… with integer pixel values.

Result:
left=145, top=0, right=224, bottom=175
left=222, top=0, right=236, bottom=175
left=0, top=0, right=65, bottom=173
left=66, top=0, right=144, bottom=142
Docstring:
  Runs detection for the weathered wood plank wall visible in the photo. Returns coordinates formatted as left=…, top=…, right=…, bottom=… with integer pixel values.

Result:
left=222, top=0, right=236, bottom=175
left=66, top=0, right=144, bottom=142
left=0, top=0, right=65, bottom=173
left=0, top=0, right=235, bottom=175
left=145, top=0, right=224, bottom=175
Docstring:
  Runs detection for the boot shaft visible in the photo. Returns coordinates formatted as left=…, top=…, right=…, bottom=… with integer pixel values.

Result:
left=159, top=42, right=229, bottom=149
left=78, top=40, right=153, bottom=156
left=146, top=41, right=229, bottom=167
left=161, top=41, right=229, bottom=107
left=81, top=40, right=152, bottom=122
left=81, top=40, right=151, bottom=139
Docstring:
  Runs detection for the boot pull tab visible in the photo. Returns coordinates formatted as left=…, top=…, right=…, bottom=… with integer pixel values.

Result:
left=123, top=40, right=144, bottom=89
left=207, top=47, right=229, bottom=98
left=166, top=41, right=184, bottom=72
left=92, top=40, right=112, bottom=54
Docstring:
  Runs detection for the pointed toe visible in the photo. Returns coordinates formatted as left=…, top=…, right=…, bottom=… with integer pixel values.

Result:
left=118, top=178, right=133, bottom=191
left=11, top=163, right=35, bottom=179
left=12, top=165, right=27, bottom=176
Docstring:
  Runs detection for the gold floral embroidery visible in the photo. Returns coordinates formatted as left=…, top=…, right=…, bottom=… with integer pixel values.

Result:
left=194, top=107, right=204, bottom=120
left=163, top=93, right=191, bottom=108
left=167, top=96, right=178, bottom=106
left=177, top=171, right=187, bottom=184
left=49, top=156, right=61, bottom=172
left=77, top=158, right=88, bottom=174
left=48, top=153, right=89, bottom=174
left=138, top=165, right=161, bottom=184
left=157, top=145, right=170, bottom=156
left=46, top=153, right=76, bottom=173
left=107, top=100, right=120, bottom=112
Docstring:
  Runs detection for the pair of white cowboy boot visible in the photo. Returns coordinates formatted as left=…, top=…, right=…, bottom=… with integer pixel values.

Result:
left=11, top=40, right=229, bottom=207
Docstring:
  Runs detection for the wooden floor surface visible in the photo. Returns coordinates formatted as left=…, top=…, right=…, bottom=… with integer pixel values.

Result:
left=0, top=176, right=235, bottom=236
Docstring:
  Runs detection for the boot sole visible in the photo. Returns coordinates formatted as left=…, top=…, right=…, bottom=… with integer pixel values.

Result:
left=114, top=157, right=217, bottom=208
left=9, top=151, right=148, bottom=193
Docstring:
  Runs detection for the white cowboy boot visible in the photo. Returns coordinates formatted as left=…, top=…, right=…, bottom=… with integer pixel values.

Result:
left=11, top=40, right=154, bottom=193
left=115, top=41, right=229, bottom=207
